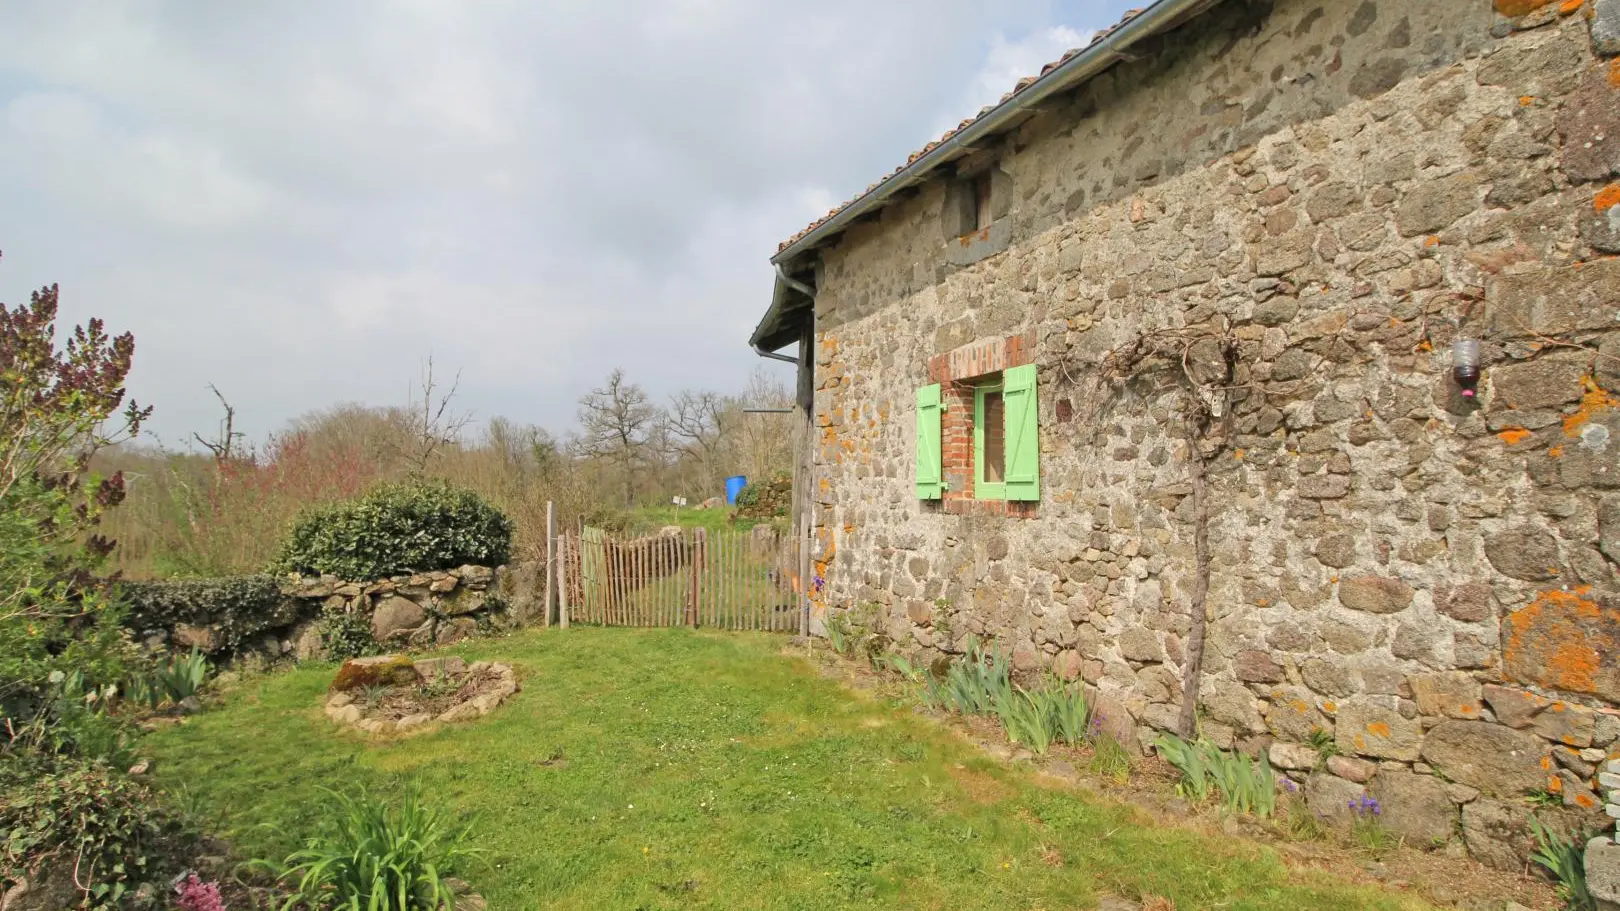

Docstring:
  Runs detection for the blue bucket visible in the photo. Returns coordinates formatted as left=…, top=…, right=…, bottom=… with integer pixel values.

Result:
left=724, top=475, right=748, bottom=505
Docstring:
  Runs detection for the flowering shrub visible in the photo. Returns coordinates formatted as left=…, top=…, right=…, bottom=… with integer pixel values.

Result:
left=175, top=873, right=225, bottom=911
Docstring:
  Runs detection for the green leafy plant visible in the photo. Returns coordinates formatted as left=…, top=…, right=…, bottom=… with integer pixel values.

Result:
left=1088, top=731, right=1132, bottom=784
left=274, top=480, right=512, bottom=579
left=0, top=754, right=179, bottom=910
left=260, top=784, right=480, bottom=911
left=0, top=275, right=150, bottom=740
left=1529, top=815, right=1595, bottom=911
left=320, top=604, right=380, bottom=662
left=1045, top=682, right=1090, bottom=748
left=929, top=638, right=1015, bottom=717
left=1348, top=794, right=1394, bottom=856
left=824, top=613, right=851, bottom=656
left=1306, top=727, right=1337, bottom=763
left=359, top=684, right=392, bottom=712
left=120, top=574, right=294, bottom=658
left=996, top=687, right=1054, bottom=755
left=1280, top=795, right=1327, bottom=841
left=152, top=647, right=209, bottom=703
left=1156, top=734, right=1278, bottom=818
left=9, top=669, right=135, bottom=766
left=1155, top=733, right=1214, bottom=802
left=1526, top=787, right=1564, bottom=809
left=995, top=681, right=1090, bottom=756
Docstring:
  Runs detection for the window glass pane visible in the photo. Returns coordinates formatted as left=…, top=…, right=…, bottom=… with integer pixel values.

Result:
left=983, top=389, right=1005, bottom=484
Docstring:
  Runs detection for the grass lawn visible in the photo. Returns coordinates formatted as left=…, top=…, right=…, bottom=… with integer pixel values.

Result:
left=146, top=628, right=1428, bottom=911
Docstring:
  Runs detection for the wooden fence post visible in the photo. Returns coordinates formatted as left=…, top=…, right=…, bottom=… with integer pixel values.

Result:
left=686, top=529, right=702, bottom=628
left=558, top=531, right=570, bottom=630
left=799, top=514, right=812, bottom=637
left=543, top=500, right=556, bottom=628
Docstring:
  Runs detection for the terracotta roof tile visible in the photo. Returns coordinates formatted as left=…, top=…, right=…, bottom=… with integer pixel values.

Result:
left=775, top=7, right=1148, bottom=255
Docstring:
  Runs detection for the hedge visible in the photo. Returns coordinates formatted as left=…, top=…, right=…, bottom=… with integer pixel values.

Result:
left=273, top=480, right=512, bottom=580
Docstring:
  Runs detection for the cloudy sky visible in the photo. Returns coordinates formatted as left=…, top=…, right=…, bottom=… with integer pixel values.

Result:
left=0, top=0, right=1137, bottom=447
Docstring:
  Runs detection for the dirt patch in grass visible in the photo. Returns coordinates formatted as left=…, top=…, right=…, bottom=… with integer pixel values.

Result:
left=946, top=763, right=1016, bottom=804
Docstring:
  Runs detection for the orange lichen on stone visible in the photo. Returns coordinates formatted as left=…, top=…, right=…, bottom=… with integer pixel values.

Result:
left=1560, top=0, right=1585, bottom=13
left=1562, top=378, right=1618, bottom=437
left=1596, top=184, right=1620, bottom=213
left=1505, top=588, right=1616, bottom=699
left=1574, top=792, right=1597, bottom=809
left=1520, top=95, right=1538, bottom=106
left=1323, top=701, right=1338, bottom=714
left=1498, top=427, right=1533, bottom=445
left=1542, top=755, right=1556, bottom=771
left=1367, top=721, right=1392, bottom=737
left=1610, top=59, right=1620, bottom=88
left=1494, top=0, right=1555, bottom=12
left=1424, top=235, right=1441, bottom=247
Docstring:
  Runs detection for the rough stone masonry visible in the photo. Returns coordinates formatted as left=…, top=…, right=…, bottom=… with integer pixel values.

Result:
left=796, top=0, right=1620, bottom=868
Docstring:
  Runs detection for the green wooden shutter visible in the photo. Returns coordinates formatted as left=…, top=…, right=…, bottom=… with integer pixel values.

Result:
left=1002, top=364, right=1040, bottom=501
left=915, top=383, right=943, bottom=500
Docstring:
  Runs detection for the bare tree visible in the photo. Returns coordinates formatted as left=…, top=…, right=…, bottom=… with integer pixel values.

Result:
left=576, top=368, right=656, bottom=507
left=733, top=367, right=795, bottom=482
left=191, top=383, right=245, bottom=464
left=397, top=356, right=473, bottom=475
left=667, top=389, right=730, bottom=492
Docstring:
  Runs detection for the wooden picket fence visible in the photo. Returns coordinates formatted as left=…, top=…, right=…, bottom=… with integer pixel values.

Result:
left=555, top=524, right=805, bottom=632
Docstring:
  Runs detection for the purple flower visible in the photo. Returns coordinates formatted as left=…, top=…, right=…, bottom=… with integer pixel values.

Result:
left=1347, top=795, right=1381, bottom=818
left=812, top=575, right=826, bottom=593
left=1282, top=778, right=1298, bottom=793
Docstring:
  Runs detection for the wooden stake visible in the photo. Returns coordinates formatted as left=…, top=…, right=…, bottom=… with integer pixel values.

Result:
left=558, top=532, right=570, bottom=630
left=544, top=500, right=556, bottom=628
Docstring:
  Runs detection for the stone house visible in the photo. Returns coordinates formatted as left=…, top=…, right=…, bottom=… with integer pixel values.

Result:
left=749, top=0, right=1620, bottom=869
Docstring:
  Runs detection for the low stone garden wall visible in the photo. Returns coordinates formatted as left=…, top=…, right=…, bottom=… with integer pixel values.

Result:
left=324, top=655, right=520, bottom=735
left=125, top=561, right=544, bottom=663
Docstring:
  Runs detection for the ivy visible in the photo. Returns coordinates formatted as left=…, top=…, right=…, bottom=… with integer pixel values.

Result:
left=120, top=575, right=297, bottom=655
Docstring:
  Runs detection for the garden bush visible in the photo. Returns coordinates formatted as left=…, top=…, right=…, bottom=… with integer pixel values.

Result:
left=0, top=753, right=184, bottom=909
left=120, top=574, right=295, bottom=656
left=274, top=480, right=512, bottom=579
left=733, top=473, right=790, bottom=520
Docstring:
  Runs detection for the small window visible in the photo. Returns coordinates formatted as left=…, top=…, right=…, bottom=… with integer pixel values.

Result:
left=974, top=380, right=1007, bottom=500
left=973, top=172, right=994, bottom=231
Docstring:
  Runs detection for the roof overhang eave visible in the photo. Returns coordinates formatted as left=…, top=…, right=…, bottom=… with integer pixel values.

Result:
left=768, top=0, right=1220, bottom=267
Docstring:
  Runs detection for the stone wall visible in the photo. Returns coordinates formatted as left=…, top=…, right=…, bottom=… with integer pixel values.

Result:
left=803, top=0, right=1620, bottom=865
left=284, top=563, right=525, bottom=654
left=149, top=562, right=544, bottom=662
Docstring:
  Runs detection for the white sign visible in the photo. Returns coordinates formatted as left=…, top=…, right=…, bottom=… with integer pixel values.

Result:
left=672, top=496, right=688, bottom=506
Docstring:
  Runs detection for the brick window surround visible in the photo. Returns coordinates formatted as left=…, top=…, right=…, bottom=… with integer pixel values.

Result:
left=925, top=330, right=1037, bottom=518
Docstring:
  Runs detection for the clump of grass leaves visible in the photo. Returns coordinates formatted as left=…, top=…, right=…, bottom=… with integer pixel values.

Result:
left=911, top=638, right=1089, bottom=755
left=259, top=784, right=480, bottom=911
left=1529, top=815, right=1595, bottom=911
left=1156, top=733, right=1278, bottom=819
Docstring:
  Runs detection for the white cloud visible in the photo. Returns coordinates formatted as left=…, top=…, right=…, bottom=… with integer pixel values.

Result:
left=0, top=0, right=1137, bottom=444
left=939, top=25, right=1096, bottom=139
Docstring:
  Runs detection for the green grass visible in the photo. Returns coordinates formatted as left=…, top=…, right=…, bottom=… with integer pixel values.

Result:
left=145, top=629, right=1426, bottom=911
left=629, top=505, right=784, bottom=533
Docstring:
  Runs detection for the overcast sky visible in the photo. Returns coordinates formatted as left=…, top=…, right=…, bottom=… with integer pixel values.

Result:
left=0, top=0, right=1138, bottom=448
